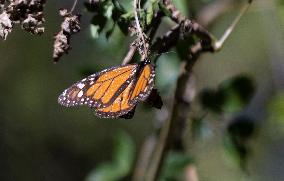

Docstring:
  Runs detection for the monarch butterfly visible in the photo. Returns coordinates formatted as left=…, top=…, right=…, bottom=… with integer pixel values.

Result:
left=58, top=59, right=155, bottom=118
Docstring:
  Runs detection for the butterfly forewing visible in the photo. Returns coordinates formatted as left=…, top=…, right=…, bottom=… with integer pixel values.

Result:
left=58, top=64, right=137, bottom=108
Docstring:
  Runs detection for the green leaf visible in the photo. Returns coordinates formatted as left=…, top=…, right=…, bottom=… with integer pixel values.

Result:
left=220, top=76, right=255, bottom=113
left=90, top=24, right=100, bottom=39
left=159, top=151, right=193, bottom=181
left=111, top=0, right=130, bottom=35
left=199, top=75, right=255, bottom=114
left=116, top=18, right=130, bottom=35
left=112, top=0, right=126, bottom=13
left=85, top=130, right=135, bottom=181
left=105, top=23, right=116, bottom=39
left=114, top=0, right=132, bottom=12
left=223, top=133, right=241, bottom=167
left=146, top=0, right=159, bottom=25
left=91, top=13, right=108, bottom=33
left=158, top=2, right=172, bottom=17
left=176, top=36, right=195, bottom=60
left=113, top=131, right=135, bottom=175
left=268, top=92, right=284, bottom=132
left=191, top=116, right=213, bottom=140
left=104, top=1, right=114, bottom=19
left=172, top=0, right=188, bottom=16
left=199, top=89, right=226, bottom=114
left=121, top=11, right=134, bottom=20
left=224, top=116, right=255, bottom=170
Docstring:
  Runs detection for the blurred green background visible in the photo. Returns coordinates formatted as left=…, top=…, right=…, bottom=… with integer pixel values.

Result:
left=0, top=0, right=284, bottom=180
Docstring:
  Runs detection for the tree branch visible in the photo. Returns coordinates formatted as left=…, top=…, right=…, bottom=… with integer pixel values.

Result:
left=142, top=0, right=253, bottom=180
left=122, top=42, right=137, bottom=65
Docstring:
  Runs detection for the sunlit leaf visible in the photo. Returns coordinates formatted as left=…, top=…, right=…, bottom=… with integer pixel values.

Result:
left=90, top=24, right=100, bottom=39
left=104, top=2, right=114, bottom=19
left=146, top=0, right=159, bottom=25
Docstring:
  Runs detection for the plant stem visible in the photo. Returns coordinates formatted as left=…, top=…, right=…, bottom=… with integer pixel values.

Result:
left=70, top=0, right=78, bottom=13
left=214, top=0, right=253, bottom=50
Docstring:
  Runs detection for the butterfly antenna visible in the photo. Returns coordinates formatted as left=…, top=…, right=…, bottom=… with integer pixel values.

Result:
left=154, top=51, right=177, bottom=57
left=151, top=51, right=177, bottom=63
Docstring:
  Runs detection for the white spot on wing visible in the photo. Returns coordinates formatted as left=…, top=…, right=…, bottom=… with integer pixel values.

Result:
left=77, top=83, right=85, bottom=89
left=78, top=90, right=83, bottom=97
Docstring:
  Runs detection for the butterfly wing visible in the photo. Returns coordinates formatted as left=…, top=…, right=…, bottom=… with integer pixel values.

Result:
left=129, top=63, right=155, bottom=103
left=58, top=64, right=137, bottom=108
left=95, top=62, right=155, bottom=118
left=58, top=60, right=156, bottom=119
left=95, top=82, right=136, bottom=118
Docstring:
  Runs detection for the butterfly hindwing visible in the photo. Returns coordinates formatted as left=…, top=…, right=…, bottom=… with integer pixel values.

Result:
left=95, top=82, right=136, bottom=118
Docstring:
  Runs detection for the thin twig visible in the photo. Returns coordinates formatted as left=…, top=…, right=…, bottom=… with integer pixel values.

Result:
left=122, top=42, right=137, bottom=65
left=145, top=67, right=195, bottom=181
left=162, top=0, right=185, bottom=23
left=133, top=0, right=148, bottom=59
left=132, top=135, right=157, bottom=181
left=122, top=3, right=164, bottom=65
left=151, top=24, right=181, bottom=55
left=184, top=165, right=199, bottom=181
left=214, top=0, right=253, bottom=50
left=70, top=0, right=78, bottom=13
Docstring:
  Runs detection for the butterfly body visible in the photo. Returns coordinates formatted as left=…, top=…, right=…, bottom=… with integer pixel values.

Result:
left=58, top=59, right=155, bottom=118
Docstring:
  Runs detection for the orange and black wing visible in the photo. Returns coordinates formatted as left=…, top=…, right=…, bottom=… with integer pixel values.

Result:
left=58, top=64, right=137, bottom=108
left=95, top=61, right=155, bottom=118
left=95, top=82, right=137, bottom=118
left=129, top=63, right=155, bottom=104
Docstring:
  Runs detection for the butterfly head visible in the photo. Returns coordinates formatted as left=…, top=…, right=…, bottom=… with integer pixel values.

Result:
left=142, top=58, right=151, bottom=65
